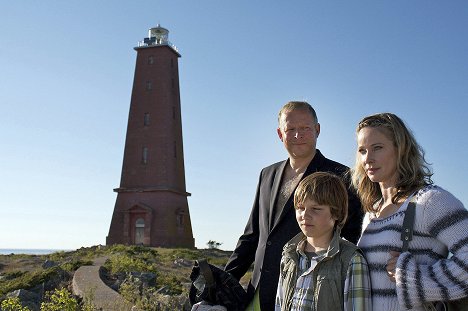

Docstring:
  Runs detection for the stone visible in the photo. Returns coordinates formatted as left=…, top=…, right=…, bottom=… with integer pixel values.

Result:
left=173, top=258, right=193, bottom=267
left=6, top=289, right=41, bottom=311
left=42, top=259, right=58, bottom=269
left=130, top=271, right=157, bottom=287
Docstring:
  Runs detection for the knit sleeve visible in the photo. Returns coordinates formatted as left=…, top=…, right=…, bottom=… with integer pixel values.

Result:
left=395, top=187, right=468, bottom=310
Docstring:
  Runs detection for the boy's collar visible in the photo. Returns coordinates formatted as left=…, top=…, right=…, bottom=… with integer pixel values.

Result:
left=296, top=228, right=343, bottom=258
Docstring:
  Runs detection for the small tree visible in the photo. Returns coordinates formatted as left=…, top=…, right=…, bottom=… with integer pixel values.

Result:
left=206, top=240, right=222, bottom=249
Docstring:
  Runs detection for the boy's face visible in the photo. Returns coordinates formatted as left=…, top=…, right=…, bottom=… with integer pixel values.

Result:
left=296, top=198, right=336, bottom=240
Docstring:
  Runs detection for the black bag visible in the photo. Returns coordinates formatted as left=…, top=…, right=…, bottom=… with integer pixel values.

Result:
left=189, top=259, right=247, bottom=311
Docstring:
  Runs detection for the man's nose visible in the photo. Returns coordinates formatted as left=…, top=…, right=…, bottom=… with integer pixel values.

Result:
left=294, top=130, right=303, bottom=139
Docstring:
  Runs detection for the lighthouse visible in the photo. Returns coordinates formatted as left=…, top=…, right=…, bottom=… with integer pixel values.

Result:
left=106, top=25, right=195, bottom=248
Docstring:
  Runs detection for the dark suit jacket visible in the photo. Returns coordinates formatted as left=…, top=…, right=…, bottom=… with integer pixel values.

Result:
left=224, top=150, right=363, bottom=311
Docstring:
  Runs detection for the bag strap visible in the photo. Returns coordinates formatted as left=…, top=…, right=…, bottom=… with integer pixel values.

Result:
left=197, top=259, right=216, bottom=289
left=401, top=201, right=416, bottom=252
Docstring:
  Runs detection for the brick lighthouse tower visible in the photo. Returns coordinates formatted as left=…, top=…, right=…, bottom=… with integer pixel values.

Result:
left=107, top=25, right=194, bottom=248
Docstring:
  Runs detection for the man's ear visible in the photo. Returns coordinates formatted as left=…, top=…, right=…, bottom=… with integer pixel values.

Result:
left=315, top=123, right=321, bottom=138
left=277, top=128, right=284, bottom=141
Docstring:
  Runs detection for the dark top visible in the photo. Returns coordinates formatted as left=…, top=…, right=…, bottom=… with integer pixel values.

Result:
left=224, top=150, right=363, bottom=311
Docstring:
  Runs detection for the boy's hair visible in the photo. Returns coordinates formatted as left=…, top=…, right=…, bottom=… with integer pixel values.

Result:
left=294, top=172, right=348, bottom=228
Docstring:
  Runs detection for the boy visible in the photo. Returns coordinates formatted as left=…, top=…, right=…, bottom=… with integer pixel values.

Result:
left=275, top=172, right=371, bottom=311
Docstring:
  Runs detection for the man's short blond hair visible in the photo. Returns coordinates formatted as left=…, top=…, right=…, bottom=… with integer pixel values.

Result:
left=294, top=172, right=348, bottom=228
left=278, top=101, right=318, bottom=126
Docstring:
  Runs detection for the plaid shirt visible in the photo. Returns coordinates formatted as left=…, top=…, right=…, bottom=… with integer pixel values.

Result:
left=275, top=235, right=372, bottom=311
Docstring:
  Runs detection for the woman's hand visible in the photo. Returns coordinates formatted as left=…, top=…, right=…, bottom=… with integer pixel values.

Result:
left=386, top=251, right=400, bottom=282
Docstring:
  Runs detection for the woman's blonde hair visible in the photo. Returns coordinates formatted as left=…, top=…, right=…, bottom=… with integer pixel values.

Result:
left=294, top=172, right=348, bottom=228
left=351, top=113, right=433, bottom=213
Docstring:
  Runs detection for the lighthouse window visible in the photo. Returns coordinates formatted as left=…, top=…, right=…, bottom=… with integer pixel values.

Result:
left=148, top=56, right=154, bottom=65
left=142, top=147, right=148, bottom=164
left=146, top=81, right=152, bottom=90
left=144, top=113, right=150, bottom=126
left=177, top=213, right=184, bottom=226
left=135, top=218, right=145, bottom=245
left=136, top=218, right=145, bottom=227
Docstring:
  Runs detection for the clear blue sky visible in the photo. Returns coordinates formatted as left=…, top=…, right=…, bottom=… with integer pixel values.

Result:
left=1, top=1, right=467, bottom=251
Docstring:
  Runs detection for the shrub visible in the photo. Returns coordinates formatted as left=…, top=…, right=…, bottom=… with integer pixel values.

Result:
left=47, top=251, right=69, bottom=262
left=103, top=251, right=159, bottom=275
left=40, top=287, right=78, bottom=311
left=167, top=248, right=199, bottom=261
left=60, top=259, right=93, bottom=272
left=155, top=274, right=183, bottom=295
left=0, top=267, right=64, bottom=296
left=1, top=270, right=26, bottom=281
left=119, top=274, right=141, bottom=304
left=1, top=297, right=31, bottom=311
left=119, top=274, right=187, bottom=311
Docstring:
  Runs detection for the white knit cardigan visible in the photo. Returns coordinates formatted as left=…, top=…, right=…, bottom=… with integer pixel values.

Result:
left=358, top=185, right=468, bottom=311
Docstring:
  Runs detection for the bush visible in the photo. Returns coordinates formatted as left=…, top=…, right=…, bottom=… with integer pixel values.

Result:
left=119, top=274, right=187, bottom=311
left=155, top=274, right=183, bottom=295
left=118, top=274, right=141, bottom=304
left=104, top=253, right=158, bottom=275
left=1, top=270, right=26, bottom=281
left=0, top=267, right=64, bottom=296
left=47, top=251, right=70, bottom=262
left=168, top=248, right=199, bottom=261
left=40, top=287, right=78, bottom=311
left=60, top=259, right=93, bottom=272
left=1, top=297, right=31, bottom=311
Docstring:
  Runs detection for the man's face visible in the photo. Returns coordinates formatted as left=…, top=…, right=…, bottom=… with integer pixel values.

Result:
left=277, top=109, right=320, bottom=160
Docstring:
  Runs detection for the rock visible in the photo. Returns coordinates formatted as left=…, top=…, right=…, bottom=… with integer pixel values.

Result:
left=130, top=272, right=157, bottom=287
left=182, top=281, right=192, bottom=291
left=43, top=267, right=69, bottom=292
left=180, top=294, right=192, bottom=311
left=156, top=286, right=172, bottom=295
left=6, top=289, right=41, bottom=311
left=42, top=259, right=58, bottom=269
left=29, top=283, right=45, bottom=299
left=173, top=258, right=193, bottom=267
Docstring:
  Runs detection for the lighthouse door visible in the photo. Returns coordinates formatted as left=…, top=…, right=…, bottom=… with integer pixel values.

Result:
left=135, top=218, right=145, bottom=245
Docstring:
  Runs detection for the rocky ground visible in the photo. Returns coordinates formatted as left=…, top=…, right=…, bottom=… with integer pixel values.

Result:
left=0, top=245, right=248, bottom=310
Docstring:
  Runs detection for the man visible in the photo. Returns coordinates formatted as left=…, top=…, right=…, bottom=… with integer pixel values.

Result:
left=225, top=101, right=363, bottom=311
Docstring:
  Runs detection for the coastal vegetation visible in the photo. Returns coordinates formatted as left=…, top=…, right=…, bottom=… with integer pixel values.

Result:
left=0, top=244, right=241, bottom=310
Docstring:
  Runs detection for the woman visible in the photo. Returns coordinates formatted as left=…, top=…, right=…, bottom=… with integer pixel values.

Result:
left=352, top=113, right=467, bottom=310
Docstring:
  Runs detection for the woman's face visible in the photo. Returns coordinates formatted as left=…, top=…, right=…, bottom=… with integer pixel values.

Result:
left=357, top=126, right=399, bottom=187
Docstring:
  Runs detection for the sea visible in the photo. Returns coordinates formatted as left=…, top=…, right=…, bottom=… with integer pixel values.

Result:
left=0, top=249, right=70, bottom=255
